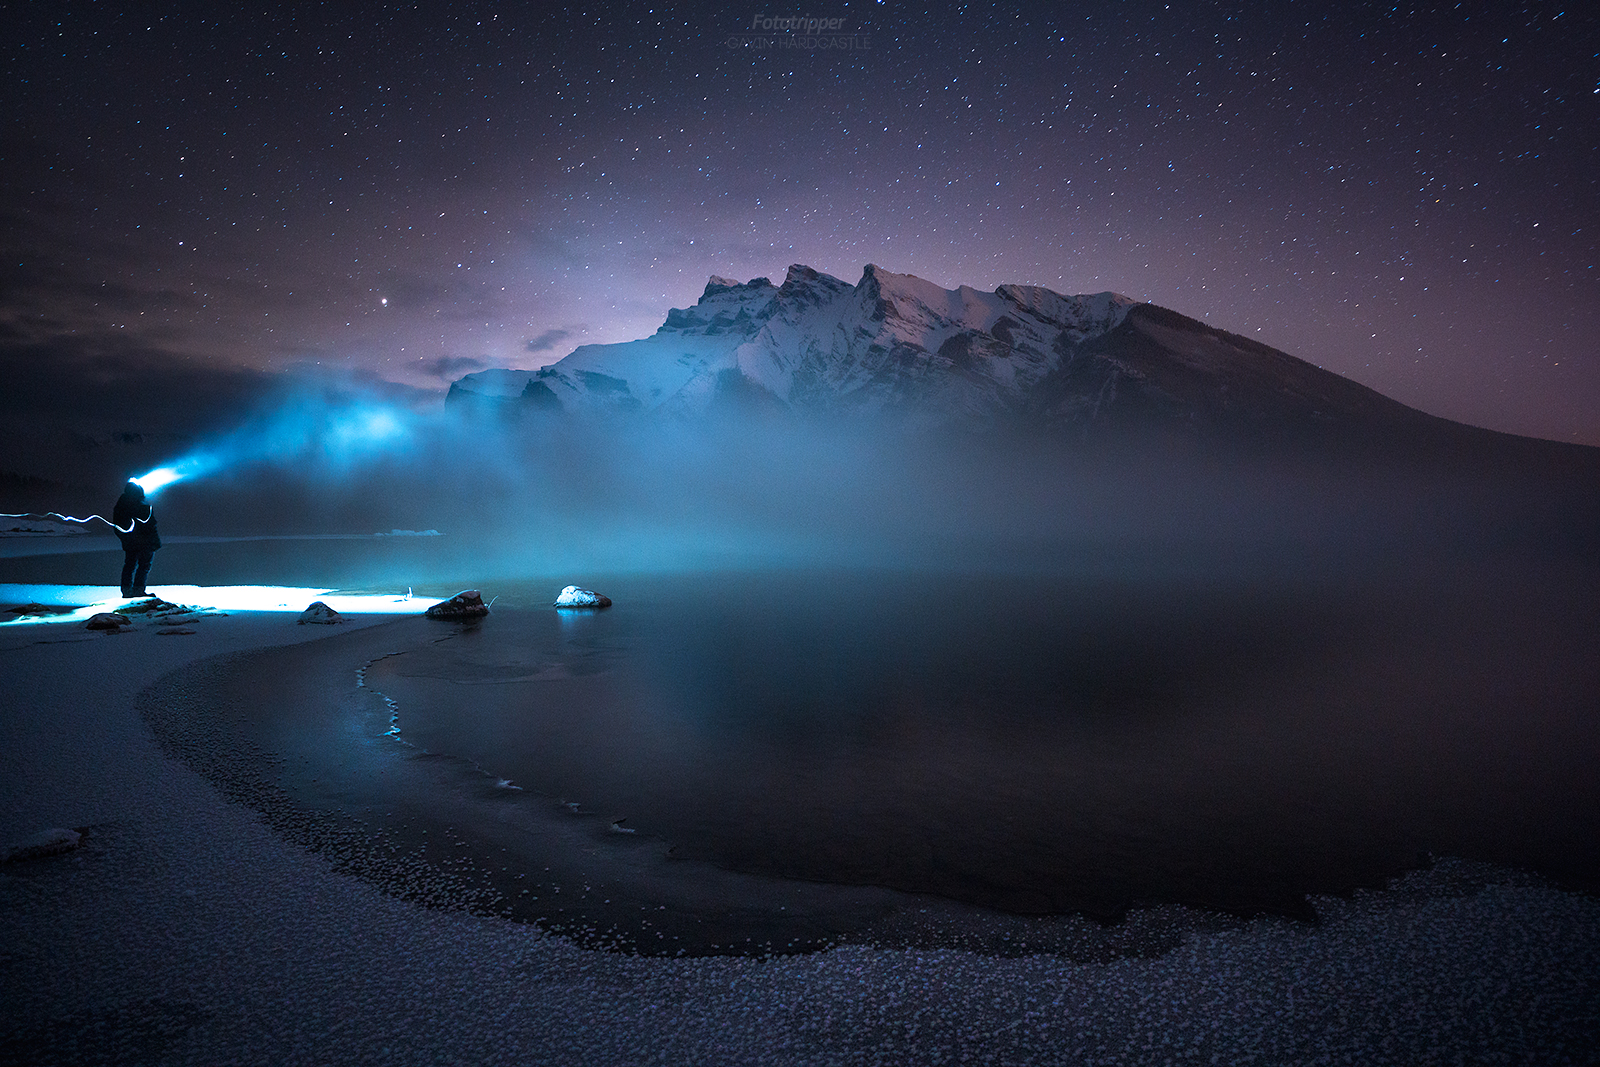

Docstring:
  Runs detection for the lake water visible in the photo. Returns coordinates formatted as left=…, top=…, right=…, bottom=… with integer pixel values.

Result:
left=18, top=538, right=1598, bottom=955
left=399, top=567, right=1598, bottom=859
left=242, top=560, right=1595, bottom=952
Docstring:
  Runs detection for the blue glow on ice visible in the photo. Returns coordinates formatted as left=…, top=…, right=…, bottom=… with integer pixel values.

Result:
left=0, top=583, right=438, bottom=624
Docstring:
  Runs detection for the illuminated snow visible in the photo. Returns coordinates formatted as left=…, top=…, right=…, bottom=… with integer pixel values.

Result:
left=554, top=585, right=609, bottom=607
left=0, top=583, right=436, bottom=625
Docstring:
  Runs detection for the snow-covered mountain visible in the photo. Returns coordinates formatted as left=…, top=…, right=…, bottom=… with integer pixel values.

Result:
left=448, top=264, right=1429, bottom=435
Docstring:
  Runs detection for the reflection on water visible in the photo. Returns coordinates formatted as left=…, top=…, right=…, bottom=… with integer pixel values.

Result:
left=365, top=566, right=1600, bottom=918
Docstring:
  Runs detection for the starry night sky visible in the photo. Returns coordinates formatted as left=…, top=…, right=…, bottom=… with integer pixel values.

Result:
left=5, top=1, right=1597, bottom=443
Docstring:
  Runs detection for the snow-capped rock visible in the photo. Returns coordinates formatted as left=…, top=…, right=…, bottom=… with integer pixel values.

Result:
left=298, top=601, right=344, bottom=625
left=554, top=585, right=611, bottom=609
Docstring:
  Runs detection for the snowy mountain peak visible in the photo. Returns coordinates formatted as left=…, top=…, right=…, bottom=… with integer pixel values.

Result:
left=775, top=265, right=855, bottom=307
left=701, top=274, right=774, bottom=301
left=782, top=264, right=826, bottom=288
left=994, top=285, right=1136, bottom=338
left=449, top=264, right=1427, bottom=435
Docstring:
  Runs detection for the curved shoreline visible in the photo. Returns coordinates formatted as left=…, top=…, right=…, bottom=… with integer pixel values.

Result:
left=138, top=605, right=1600, bottom=964
left=142, top=620, right=1265, bottom=958
left=139, top=627, right=511, bottom=919
left=6, top=603, right=1600, bottom=1060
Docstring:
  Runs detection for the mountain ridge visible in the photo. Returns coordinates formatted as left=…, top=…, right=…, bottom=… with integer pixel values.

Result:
left=444, top=264, right=1551, bottom=455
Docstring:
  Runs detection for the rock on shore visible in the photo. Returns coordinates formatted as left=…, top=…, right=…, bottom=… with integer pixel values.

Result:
left=425, top=590, right=490, bottom=619
left=298, top=601, right=344, bottom=625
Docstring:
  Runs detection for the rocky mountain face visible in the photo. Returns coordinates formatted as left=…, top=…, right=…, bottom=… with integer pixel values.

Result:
left=447, top=264, right=1444, bottom=441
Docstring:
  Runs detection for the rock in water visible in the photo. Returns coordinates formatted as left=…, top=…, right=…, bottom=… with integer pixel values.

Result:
left=425, top=590, right=490, bottom=619
left=2, top=827, right=82, bottom=863
left=554, top=585, right=612, bottom=609
left=298, top=601, right=344, bottom=625
left=85, top=612, right=131, bottom=630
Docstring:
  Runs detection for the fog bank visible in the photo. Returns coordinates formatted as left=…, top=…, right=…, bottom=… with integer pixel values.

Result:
left=104, top=384, right=1598, bottom=586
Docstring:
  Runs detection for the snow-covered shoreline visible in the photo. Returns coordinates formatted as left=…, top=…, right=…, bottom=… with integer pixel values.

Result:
left=2, top=595, right=1597, bottom=1062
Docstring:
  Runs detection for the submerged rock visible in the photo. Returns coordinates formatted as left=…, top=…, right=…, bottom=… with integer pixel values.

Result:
left=554, top=585, right=612, bottom=609
left=425, top=590, right=490, bottom=619
left=298, top=601, right=344, bottom=625
left=2, top=827, right=82, bottom=863
left=85, top=612, right=131, bottom=630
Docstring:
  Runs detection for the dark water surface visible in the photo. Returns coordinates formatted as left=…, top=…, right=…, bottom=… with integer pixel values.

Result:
left=134, top=559, right=1600, bottom=955
left=364, top=566, right=1599, bottom=909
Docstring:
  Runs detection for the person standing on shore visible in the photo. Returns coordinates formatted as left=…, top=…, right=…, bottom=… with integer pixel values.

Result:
left=113, top=480, right=161, bottom=598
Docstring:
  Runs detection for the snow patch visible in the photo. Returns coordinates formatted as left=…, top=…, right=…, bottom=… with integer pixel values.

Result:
left=554, top=585, right=611, bottom=608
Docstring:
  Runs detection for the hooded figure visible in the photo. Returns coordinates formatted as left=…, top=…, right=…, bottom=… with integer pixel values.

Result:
left=113, top=480, right=161, bottom=597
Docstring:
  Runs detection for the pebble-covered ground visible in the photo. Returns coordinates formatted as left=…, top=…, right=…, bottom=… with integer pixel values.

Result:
left=3, top=613, right=1598, bottom=1064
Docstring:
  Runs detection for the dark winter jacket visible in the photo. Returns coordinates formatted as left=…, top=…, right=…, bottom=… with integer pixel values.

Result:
left=112, top=484, right=161, bottom=551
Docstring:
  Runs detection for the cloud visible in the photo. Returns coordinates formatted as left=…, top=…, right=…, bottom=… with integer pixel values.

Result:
left=0, top=332, right=276, bottom=434
left=420, top=355, right=487, bottom=380
left=276, top=360, right=441, bottom=405
left=526, top=329, right=572, bottom=354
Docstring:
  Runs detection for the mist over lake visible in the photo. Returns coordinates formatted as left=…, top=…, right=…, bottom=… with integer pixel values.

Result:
left=11, top=382, right=1600, bottom=954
